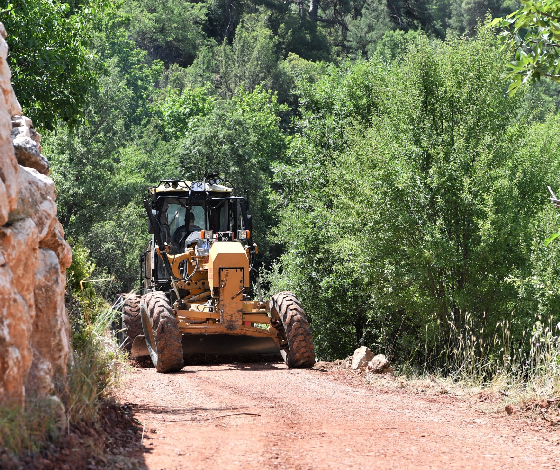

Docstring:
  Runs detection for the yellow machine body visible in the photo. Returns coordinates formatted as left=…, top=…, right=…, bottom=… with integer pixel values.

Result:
left=207, top=241, right=250, bottom=290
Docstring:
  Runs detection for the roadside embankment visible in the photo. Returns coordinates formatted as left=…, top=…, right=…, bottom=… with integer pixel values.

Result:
left=0, top=21, right=72, bottom=406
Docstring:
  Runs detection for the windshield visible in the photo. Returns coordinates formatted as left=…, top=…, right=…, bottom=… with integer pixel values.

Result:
left=208, top=199, right=245, bottom=232
left=157, top=197, right=247, bottom=250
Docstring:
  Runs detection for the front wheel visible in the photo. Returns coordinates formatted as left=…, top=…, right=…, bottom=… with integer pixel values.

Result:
left=140, top=291, right=184, bottom=373
left=120, top=293, right=142, bottom=353
left=270, top=292, right=316, bottom=368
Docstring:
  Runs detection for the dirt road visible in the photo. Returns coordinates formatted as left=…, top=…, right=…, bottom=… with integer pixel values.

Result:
left=116, top=363, right=560, bottom=470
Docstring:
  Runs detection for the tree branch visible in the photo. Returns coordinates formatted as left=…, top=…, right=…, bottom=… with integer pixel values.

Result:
left=534, top=8, right=560, bottom=21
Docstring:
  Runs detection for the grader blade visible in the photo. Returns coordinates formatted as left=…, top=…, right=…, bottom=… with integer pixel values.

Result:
left=130, top=335, right=149, bottom=359
left=130, top=333, right=281, bottom=361
left=181, top=334, right=280, bottom=356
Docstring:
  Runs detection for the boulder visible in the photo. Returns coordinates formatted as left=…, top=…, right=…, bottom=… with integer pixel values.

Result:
left=9, top=166, right=57, bottom=241
left=0, top=108, right=19, bottom=214
left=352, top=346, right=374, bottom=370
left=367, top=354, right=393, bottom=375
left=26, top=249, right=70, bottom=396
left=12, top=134, right=49, bottom=175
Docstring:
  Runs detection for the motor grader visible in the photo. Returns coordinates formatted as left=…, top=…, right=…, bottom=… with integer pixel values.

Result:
left=120, top=176, right=315, bottom=372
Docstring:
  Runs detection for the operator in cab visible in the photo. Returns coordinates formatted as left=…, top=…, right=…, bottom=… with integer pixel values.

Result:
left=171, top=212, right=202, bottom=253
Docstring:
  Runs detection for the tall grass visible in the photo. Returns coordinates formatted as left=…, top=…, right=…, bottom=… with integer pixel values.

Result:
left=0, top=398, right=62, bottom=455
left=60, top=303, right=128, bottom=425
left=421, top=311, right=560, bottom=398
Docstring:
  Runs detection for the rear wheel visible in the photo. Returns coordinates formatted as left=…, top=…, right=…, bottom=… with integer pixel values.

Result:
left=120, top=294, right=142, bottom=353
left=140, top=291, right=184, bottom=372
left=270, top=291, right=316, bottom=368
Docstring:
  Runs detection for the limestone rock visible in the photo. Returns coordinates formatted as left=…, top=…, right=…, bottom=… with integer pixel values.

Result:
left=40, top=221, right=72, bottom=270
left=11, top=115, right=33, bottom=130
left=26, top=249, right=70, bottom=396
left=9, top=166, right=57, bottom=241
left=352, top=346, right=374, bottom=370
left=12, top=134, right=49, bottom=175
left=0, top=177, right=8, bottom=226
left=0, top=218, right=39, bottom=315
left=0, top=27, right=22, bottom=116
left=367, top=354, right=393, bottom=375
left=0, top=109, right=19, bottom=214
left=0, top=222, right=37, bottom=405
left=0, top=280, right=31, bottom=406
left=12, top=115, right=42, bottom=150
left=0, top=21, right=71, bottom=407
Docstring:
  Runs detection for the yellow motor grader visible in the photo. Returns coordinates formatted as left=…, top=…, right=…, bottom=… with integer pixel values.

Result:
left=121, top=176, right=315, bottom=372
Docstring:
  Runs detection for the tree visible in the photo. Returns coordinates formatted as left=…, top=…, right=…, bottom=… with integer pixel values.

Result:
left=1, top=0, right=99, bottom=129
left=217, top=17, right=281, bottom=97
left=494, top=0, right=560, bottom=93
left=346, top=0, right=394, bottom=57
left=124, top=0, right=209, bottom=67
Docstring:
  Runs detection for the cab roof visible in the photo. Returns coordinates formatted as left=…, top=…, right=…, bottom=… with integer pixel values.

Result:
left=150, top=179, right=233, bottom=194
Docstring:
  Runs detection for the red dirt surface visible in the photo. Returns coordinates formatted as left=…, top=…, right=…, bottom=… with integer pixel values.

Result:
left=114, top=362, right=560, bottom=470
left=0, top=401, right=144, bottom=470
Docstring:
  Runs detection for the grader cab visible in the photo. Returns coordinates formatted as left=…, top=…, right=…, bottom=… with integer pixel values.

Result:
left=120, top=176, right=315, bottom=372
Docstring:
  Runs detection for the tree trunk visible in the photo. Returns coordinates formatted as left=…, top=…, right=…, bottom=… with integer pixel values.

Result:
left=223, top=0, right=234, bottom=42
left=309, top=0, right=318, bottom=21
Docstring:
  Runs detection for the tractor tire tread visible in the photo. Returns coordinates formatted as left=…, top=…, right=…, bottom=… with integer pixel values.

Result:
left=271, top=291, right=315, bottom=368
left=121, top=294, right=142, bottom=352
left=141, top=291, right=184, bottom=373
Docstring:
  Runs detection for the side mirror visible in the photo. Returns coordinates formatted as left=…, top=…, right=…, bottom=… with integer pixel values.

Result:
left=246, top=214, right=253, bottom=233
left=147, top=210, right=157, bottom=234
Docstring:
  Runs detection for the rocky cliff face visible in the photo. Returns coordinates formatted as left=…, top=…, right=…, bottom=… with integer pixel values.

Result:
left=0, top=23, right=72, bottom=405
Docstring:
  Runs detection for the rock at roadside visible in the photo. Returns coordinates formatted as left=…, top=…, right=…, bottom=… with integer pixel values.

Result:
left=11, top=120, right=49, bottom=175
left=367, top=354, right=393, bottom=375
left=352, top=346, right=374, bottom=370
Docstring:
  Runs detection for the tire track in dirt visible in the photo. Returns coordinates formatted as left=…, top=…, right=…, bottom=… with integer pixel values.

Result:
left=117, top=363, right=560, bottom=470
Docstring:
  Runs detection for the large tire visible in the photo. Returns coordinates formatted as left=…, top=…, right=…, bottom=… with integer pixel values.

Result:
left=140, top=291, right=184, bottom=373
left=120, top=294, right=142, bottom=352
left=270, top=291, right=316, bottom=368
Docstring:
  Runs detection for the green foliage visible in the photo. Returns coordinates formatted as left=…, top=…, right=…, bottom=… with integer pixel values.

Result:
left=24, top=0, right=560, bottom=387
left=346, top=0, right=394, bottom=57
left=275, top=12, right=332, bottom=62
left=271, top=30, right=560, bottom=366
left=124, top=0, right=209, bottom=67
left=62, top=306, right=125, bottom=424
left=218, top=16, right=281, bottom=97
left=64, top=243, right=127, bottom=423
left=174, top=87, right=288, bottom=262
left=494, top=0, right=560, bottom=93
left=1, top=0, right=100, bottom=129
left=153, top=87, right=215, bottom=138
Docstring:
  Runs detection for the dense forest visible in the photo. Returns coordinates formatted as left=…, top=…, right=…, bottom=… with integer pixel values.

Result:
left=5, top=0, right=560, bottom=375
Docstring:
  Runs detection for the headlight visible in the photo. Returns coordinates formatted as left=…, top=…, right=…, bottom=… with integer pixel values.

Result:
left=237, top=230, right=250, bottom=240
left=195, top=239, right=211, bottom=257
left=200, top=230, right=213, bottom=239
